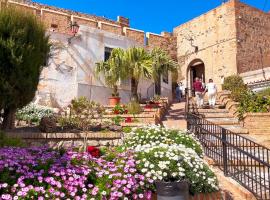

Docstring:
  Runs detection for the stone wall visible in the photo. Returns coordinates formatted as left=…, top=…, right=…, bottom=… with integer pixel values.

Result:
left=173, top=0, right=238, bottom=90
left=8, top=131, right=123, bottom=149
left=6, top=0, right=176, bottom=53
left=235, top=1, right=270, bottom=81
left=243, top=113, right=270, bottom=134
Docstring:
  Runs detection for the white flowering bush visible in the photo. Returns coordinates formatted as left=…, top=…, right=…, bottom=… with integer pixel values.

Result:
left=124, top=125, right=203, bottom=156
left=16, top=103, right=53, bottom=123
left=123, top=125, right=219, bottom=194
left=134, top=143, right=219, bottom=194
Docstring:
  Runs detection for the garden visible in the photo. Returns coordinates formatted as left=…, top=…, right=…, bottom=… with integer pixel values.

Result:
left=0, top=6, right=220, bottom=200
left=0, top=126, right=219, bottom=200
left=11, top=95, right=169, bottom=135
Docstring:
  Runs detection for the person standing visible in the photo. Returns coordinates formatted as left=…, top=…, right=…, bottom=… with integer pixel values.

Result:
left=175, top=84, right=181, bottom=102
left=205, top=79, right=217, bottom=108
left=193, top=77, right=204, bottom=108
left=179, top=82, right=184, bottom=99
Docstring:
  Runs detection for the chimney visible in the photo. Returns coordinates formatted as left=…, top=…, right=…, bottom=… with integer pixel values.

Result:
left=117, top=16, right=130, bottom=27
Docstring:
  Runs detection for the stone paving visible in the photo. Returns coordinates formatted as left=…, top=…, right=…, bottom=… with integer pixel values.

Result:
left=162, top=100, right=187, bottom=130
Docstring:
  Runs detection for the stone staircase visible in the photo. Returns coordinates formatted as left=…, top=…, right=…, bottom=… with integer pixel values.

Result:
left=188, top=92, right=270, bottom=199
left=189, top=94, right=249, bottom=134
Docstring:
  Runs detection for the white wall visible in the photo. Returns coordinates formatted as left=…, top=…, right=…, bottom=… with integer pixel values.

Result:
left=36, top=25, right=165, bottom=107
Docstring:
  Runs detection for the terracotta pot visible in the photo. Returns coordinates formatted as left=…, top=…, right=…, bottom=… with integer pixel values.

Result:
left=109, top=97, right=121, bottom=106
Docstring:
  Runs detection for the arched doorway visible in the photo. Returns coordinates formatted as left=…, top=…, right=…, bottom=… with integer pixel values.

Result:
left=186, top=59, right=205, bottom=93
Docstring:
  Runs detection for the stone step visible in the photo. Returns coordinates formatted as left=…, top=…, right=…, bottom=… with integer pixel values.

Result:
left=248, top=129, right=270, bottom=135
left=196, top=109, right=229, bottom=113
left=207, top=118, right=239, bottom=125
left=221, top=125, right=249, bottom=134
left=201, top=113, right=234, bottom=118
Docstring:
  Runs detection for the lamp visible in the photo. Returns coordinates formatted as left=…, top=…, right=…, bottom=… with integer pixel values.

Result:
left=68, top=21, right=80, bottom=44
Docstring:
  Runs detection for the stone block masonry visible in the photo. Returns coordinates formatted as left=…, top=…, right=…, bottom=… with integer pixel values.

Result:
left=174, top=0, right=270, bottom=88
left=5, top=0, right=176, bottom=56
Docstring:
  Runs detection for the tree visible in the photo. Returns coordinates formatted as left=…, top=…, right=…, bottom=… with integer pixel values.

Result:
left=95, top=48, right=127, bottom=97
left=0, top=8, right=50, bottom=130
left=151, top=48, right=178, bottom=95
left=125, top=47, right=153, bottom=101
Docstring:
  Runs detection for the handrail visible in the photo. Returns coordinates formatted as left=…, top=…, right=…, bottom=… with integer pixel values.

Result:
left=187, top=112, right=270, bottom=200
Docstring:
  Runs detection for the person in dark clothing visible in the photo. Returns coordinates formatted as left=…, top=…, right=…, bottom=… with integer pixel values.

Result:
left=175, top=84, right=181, bottom=102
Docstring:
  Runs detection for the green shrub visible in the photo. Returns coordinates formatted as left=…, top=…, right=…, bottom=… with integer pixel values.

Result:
left=237, top=91, right=270, bottom=119
left=127, top=101, right=142, bottom=115
left=0, top=131, right=25, bottom=147
left=60, top=97, right=105, bottom=130
left=222, top=75, right=248, bottom=101
left=111, top=116, right=123, bottom=126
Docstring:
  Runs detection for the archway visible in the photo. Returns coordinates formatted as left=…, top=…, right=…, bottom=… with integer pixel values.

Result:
left=186, top=59, right=205, bottom=93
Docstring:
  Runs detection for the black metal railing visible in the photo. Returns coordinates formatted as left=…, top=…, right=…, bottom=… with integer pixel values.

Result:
left=187, top=113, right=270, bottom=200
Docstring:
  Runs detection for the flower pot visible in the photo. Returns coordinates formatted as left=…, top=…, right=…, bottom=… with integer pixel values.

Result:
left=155, top=181, right=189, bottom=200
left=109, top=97, right=121, bottom=106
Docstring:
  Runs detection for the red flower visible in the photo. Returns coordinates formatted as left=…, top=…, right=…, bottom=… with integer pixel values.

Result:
left=87, top=146, right=100, bottom=158
left=125, top=117, right=132, bottom=123
left=124, top=109, right=128, bottom=114
left=145, top=104, right=152, bottom=109
left=113, top=110, right=120, bottom=114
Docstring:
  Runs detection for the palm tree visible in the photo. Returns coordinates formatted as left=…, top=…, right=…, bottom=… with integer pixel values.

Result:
left=124, top=47, right=153, bottom=101
left=151, top=48, right=178, bottom=95
left=95, top=48, right=127, bottom=98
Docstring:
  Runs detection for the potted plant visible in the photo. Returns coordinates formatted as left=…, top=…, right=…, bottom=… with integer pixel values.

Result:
left=124, top=126, right=219, bottom=199
left=109, top=85, right=121, bottom=106
left=95, top=48, right=127, bottom=106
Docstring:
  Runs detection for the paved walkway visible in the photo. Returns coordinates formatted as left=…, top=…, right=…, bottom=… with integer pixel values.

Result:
left=162, top=101, right=187, bottom=130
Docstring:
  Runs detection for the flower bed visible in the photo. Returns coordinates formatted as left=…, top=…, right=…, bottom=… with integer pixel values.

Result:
left=0, top=125, right=219, bottom=199
left=0, top=147, right=153, bottom=200
left=124, top=126, right=219, bottom=195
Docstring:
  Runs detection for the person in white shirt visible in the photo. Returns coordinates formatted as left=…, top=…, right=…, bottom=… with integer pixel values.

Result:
left=205, top=79, right=217, bottom=107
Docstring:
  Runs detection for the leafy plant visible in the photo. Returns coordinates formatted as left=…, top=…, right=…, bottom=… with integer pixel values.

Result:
left=222, top=75, right=248, bottom=101
left=151, top=48, right=178, bottom=95
left=151, top=95, right=161, bottom=102
left=112, top=104, right=127, bottom=115
left=60, top=97, right=105, bottom=131
left=95, top=48, right=126, bottom=97
left=237, top=91, right=270, bottom=119
left=126, top=101, right=142, bottom=115
left=111, top=115, right=123, bottom=126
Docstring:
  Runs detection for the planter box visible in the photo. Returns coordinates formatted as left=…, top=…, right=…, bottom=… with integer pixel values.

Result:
left=150, top=191, right=223, bottom=200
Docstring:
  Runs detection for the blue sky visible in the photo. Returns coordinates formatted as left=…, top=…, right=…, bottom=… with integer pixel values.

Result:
left=33, top=0, right=269, bottom=34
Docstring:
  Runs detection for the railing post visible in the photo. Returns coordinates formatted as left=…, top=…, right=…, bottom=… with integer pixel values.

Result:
left=222, top=128, right=228, bottom=176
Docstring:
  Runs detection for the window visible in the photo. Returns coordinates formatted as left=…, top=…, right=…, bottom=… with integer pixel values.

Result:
left=51, top=24, right=58, bottom=29
left=104, top=47, right=113, bottom=61
left=162, top=70, right=169, bottom=84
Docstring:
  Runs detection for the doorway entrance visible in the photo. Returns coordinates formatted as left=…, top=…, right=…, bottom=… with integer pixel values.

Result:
left=187, top=59, right=205, bottom=94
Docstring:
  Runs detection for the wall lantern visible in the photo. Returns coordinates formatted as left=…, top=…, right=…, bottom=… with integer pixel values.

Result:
left=71, top=21, right=80, bottom=35
left=68, top=21, right=80, bottom=44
